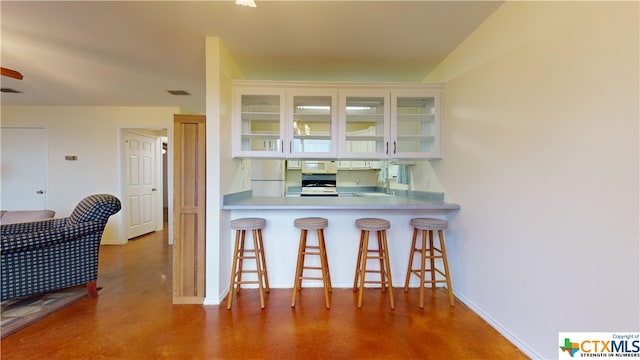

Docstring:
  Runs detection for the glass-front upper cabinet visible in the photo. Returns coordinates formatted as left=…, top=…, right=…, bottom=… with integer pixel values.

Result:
left=338, top=91, right=390, bottom=159
left=287, top=90, right=338, bottom=158
left=233, top=82, right=443, bottom=159
left=390, top=92, right=441, bottom=158
left=232, top=87, right=286, bottom=158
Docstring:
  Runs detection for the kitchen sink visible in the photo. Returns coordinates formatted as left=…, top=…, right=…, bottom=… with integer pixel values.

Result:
left=354, top=192, right=394, bottom=197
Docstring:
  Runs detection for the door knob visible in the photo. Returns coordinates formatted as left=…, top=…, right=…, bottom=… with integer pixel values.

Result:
left=36, top=190, right=44, bottom=194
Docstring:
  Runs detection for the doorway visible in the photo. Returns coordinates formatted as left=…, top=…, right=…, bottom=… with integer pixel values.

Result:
left=0, top=127, right=48, bottom=210
left=121, top=128, right=168, bottom=240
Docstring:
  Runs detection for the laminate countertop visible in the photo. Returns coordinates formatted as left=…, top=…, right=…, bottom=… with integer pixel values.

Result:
left=222, top=193, right=460, bottom=211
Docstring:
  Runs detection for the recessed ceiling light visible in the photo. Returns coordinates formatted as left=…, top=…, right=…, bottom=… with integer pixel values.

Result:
left=236, top=0, right=256, bottom=7
left=167, top=90, right=190, bottom=96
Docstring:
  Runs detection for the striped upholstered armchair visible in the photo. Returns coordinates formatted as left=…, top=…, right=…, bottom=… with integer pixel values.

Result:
left=0, top=194, right=121, bottom=301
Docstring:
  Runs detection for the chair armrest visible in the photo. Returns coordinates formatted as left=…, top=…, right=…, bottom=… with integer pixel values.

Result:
left=0, top=218, right=67, bottom=236
left=0, top=221, right=103, bottom=254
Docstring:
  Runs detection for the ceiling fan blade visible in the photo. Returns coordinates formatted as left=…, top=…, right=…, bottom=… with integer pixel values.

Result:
left=1, top=67, right=23, bottom=80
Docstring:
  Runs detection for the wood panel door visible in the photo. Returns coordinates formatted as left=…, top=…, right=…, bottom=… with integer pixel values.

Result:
left=173, top=114, right=206, bottom=304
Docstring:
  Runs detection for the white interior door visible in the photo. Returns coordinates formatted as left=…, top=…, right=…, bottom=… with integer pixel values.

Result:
left=0, top=127, right=48, bottom=210
left=125, top=131, right=156, bottom=239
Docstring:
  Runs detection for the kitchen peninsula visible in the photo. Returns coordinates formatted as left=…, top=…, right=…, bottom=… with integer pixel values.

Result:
left=228, top=79, right=455, bottom=291
left=222, top=191, right=460, bottom=289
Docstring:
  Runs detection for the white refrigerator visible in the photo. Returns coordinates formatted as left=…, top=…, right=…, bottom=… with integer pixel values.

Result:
left=250, top=159, right=285, bottom=197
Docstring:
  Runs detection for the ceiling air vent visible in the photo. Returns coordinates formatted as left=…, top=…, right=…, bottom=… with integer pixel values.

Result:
left=167, top=90, right=190, bottom=96
left=1, top=88, right=22, bottom=93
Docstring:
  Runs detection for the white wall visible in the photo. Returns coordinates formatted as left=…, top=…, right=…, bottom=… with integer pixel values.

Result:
left=337, top=169, right=379, bottom=188
left=1, top=105, right=179, bottom=244
left=204, top=37, right=245, bottom=304
left=423, top=2, right=639, bottom=358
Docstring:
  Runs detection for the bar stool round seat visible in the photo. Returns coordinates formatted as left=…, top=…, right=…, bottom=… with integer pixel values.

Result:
left=353, top=217, right=394, bottom=309
left=231, top=217, right=266, bottom=230
left=291, top=217, right=332, bottom=309
left=410, top=218, right=447, bottom=230
left=227, top=217, right=269, bottom=309
left=404, top=218, right=454, bottom=308
left=355, top=218, right=391, bottom=231
left=294, top=217, right=328, bottom=230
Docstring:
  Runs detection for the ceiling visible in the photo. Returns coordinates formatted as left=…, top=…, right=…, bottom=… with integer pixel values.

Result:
left=0, top=1, right=502, bottom=114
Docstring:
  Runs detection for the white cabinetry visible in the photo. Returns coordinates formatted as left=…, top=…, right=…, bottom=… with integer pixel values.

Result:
left=391, top=91, right=441, bottom=158
left=287, top=160, right=301, bottom=169
left=233, top=81, right=442, bottom=159
left=287, top=89, right=338, bottom=158
left=233, top=83, right=338, bottom=158
left=338, top=160, right=370, bottom=170
left=338, top=89, right=441, bottom=159
left=232, top=87, right=286, bottom=158
left=338, top=91, right=389, bottom=159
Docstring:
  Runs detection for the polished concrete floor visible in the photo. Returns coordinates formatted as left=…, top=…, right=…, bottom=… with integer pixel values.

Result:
left=0, top=228, right=528, bottom=359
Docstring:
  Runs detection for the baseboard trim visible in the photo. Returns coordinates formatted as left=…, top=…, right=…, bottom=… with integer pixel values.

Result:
left=203, top=284, right=230, bottom=305
left=203, top=297, right=220, bottom=305
left=453, top=290, right=542, bottom=359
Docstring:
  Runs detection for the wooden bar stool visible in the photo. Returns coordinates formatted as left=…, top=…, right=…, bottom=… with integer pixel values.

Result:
left=353, top=218, right=394, bottom=309
left=291, top=217, right=332, bottom=309
left=227, top=217, right=269, bottom=309
left=404, top=218, right=454, bottom=308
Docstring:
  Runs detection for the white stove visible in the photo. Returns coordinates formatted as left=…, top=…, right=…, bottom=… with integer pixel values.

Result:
left=300, top=174, right=338, bottom=197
